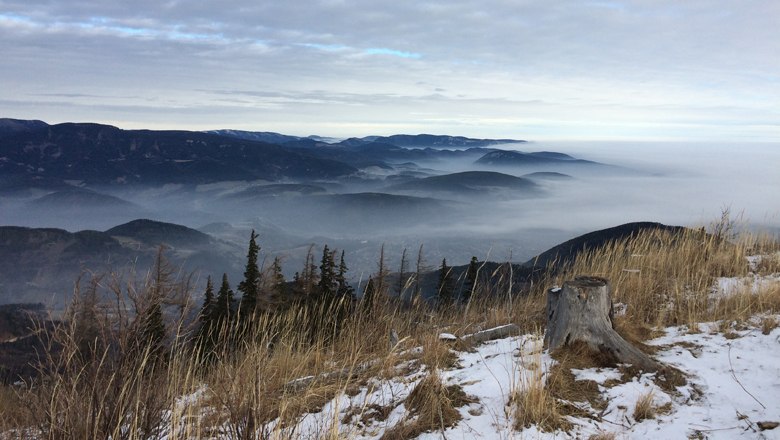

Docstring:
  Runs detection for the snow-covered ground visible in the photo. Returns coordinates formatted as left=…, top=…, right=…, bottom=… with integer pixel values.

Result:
left=267, top=315, right=778, bottom=439
left=239, top=265, right=780, bottom=440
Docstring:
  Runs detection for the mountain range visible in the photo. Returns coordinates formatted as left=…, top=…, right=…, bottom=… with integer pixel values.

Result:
left=0, top=118, right=605, bottom=192
left=0, top=117, right=634, bottom=310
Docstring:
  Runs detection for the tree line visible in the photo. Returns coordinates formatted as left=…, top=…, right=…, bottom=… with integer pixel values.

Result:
left=194, top=231, right=483, bottom=359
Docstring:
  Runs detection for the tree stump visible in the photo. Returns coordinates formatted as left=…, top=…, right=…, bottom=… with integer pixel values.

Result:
left=545, top=276, right=658, bottom=372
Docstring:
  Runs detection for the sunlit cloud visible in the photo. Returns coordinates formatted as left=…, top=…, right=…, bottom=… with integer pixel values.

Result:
left=363, top=47, right=422, bottom=59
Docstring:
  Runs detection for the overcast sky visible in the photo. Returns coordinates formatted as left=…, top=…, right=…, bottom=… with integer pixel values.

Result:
left=1, top=1, right=778, bottom=140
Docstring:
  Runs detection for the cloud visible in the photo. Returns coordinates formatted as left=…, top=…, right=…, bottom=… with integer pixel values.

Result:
left=0, top=1, right=778, bottom=140
left=363, top=48, right=422, bottom=59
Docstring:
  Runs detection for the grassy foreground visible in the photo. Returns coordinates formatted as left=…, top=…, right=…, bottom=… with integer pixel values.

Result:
left=1, top=221, right=779, bottom=439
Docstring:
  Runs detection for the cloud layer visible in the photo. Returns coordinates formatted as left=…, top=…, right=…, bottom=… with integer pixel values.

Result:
left=1, top=0, right=778, bottom=139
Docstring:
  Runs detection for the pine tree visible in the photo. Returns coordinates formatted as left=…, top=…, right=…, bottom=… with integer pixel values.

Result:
left=270, top=256, right=286, bottom=299
left=335, top=250, right=354, bottom=299
left=197, top=276, right=215, bottom=353
left=437, top=258, right=454, bottom=307
left=200, top=276, right=214, bottom=323
left=238, top=230, right=261, bottom=319
left=463, top=256, right=479, bottom=305
left=317, top=244, right=336, bottom=301
left=134, top=247, right=170, bottom=365
left=361, top=277, right=376, bottom=314
left=214, top=273, right=234, bottom=327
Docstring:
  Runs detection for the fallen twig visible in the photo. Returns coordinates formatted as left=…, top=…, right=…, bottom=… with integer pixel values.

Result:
left=728, top=343, right=766, bottom=409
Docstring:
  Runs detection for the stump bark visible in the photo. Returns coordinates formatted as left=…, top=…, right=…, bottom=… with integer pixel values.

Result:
left=545, top=276, right=658, bottom=372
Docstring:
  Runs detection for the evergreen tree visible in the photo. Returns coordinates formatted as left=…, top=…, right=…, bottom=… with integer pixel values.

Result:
left=213, top=273, right=235, bottom=327
left=361, top=277, right=376, bottom=314
left=197, top=276, right=215, bottom=352
left=463, top=256, right=480, bottom=305
left=200, top=276, right=215, bottom=323
left=270, top=256, right=286, bottom=299
left=335, top=250, right=354, bottom=299
left=301, top=245, right=319, bottom=295
left=134, top=247, right=170, bottom=365
left=437, top=258, right=455, bottom=307
left=238, top=230, right=261, bottom=319
left=317, top=244, right=336, bottom=301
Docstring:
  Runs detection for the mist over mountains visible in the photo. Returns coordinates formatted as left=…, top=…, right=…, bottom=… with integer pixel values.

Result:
left=1, top=118, right=777, bottom=310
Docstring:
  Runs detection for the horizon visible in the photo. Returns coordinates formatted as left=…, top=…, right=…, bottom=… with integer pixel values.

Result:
left=2, top=1, right=778, bottom=142
left=5, top=117, right=780, bottom=144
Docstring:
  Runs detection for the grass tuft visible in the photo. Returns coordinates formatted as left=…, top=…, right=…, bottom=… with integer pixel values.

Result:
left=382, top=369, right=475, bottom=439
left=633, top=391, right=657, bottom=422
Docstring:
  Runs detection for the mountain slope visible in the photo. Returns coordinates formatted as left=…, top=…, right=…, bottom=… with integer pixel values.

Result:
left=28, top=187, right=137, bottom=209
left=0, top=118, right=49, bottom=138
left=524, top=222, right=686, bottom=268
left=106, top=219, right=212, bottom=247
left=0, top=122, right=357, bottom=185
left=388, top=171, right=540, bottom=196
left=475, top=150, right=597, bottom=166
left=0, top=220, right=241, bottom=308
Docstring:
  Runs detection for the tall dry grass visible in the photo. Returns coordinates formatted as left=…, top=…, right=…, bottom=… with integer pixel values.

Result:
left=554, top=224, right=780, bottom=328
left=1, top=218, right=778, bottom=439
left=511, top=340, right=570, bottom=432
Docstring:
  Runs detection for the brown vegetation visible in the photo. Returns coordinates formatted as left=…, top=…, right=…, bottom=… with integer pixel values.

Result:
left=0, top=216, right=778, bottom=438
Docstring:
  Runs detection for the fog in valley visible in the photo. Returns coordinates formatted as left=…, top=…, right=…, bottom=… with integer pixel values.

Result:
left=3, top=141, right=778, bottom=290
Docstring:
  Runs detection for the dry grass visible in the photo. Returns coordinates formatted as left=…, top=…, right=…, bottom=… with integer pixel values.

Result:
left=512, top=373, right=571, bottom=432
left=762, top=316, right=779, bottom=335
left=632, top=391, right=657, bottom=422
left=0, top=385, right=25, bottom=435
left=557, top=225, right=780, bottom=328
left=419, top=333, right=459, bottom=369
left=546, top=342, right=613, bottom=415
left=711, top=281, right=780, bottom=325
left=512, top=346, right=571, bottom=433
left=1, top=217, right=778, bottom=438
left=588, top=432, right=618, bottom=440
left=381, top=370, right=475, bottom=440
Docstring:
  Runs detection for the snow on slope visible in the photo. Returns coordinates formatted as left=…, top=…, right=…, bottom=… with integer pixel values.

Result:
left=259, top=315, right=780, bottom=440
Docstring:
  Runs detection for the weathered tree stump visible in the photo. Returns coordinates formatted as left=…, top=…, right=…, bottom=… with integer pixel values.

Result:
left=545, top=276, right=658, bottom=372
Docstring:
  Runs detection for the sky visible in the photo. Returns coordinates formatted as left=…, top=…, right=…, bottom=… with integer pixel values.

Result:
left=1, top=0, right=778, bottom=141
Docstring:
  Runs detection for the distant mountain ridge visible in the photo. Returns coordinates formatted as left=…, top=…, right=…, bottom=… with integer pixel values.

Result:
left=1, top=119, right=607, bottom=190
left=0, top=118, right=49, bottom=138
left=0, top=121, right=356, bottom=186
left=0, top=219, right=241, bottom=308
left=475, top=150, right=598, bottom=166
left=208, top=129, right=525, bottom=149
left=205, top=129, right=342, bottom=145
left=106, top=219, right=212, bottom=247
left=388, top=171, right=540, bottom=195
left=342, top=134, right=525, bottom=149
left=29, top=187, right=137, bottom=208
